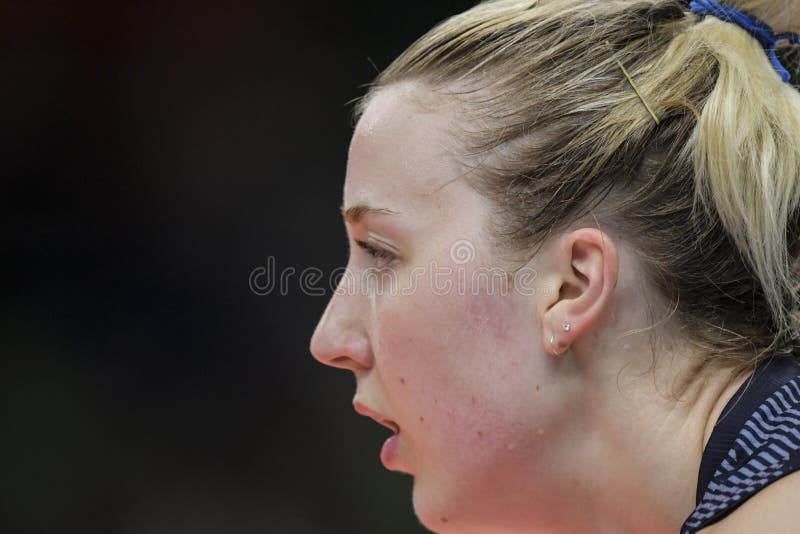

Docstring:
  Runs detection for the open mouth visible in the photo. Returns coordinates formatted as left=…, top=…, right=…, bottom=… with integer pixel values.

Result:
left=353, top=400, right=400, bottom=434
left=381, top=419, right=400, bottom=434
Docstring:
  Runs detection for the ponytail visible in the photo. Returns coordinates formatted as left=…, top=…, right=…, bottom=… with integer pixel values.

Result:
left=688, top=0, right=800, bottom=341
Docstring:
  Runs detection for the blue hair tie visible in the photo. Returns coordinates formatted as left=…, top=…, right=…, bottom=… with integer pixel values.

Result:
left=689, top=0, right=800, bottom=83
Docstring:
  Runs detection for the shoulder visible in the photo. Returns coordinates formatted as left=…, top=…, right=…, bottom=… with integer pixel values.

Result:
left=698, top=469, right=800, bottom=533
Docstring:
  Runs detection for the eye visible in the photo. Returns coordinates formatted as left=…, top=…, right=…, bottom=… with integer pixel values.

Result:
left=355, top=239, right=396, bottom=265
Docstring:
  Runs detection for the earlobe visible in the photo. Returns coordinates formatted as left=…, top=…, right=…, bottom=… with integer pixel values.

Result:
left=547, top=322, right=572, bottom=357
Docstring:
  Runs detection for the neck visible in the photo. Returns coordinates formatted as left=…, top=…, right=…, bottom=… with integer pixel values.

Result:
left=562, top=340, right=753, bottom=533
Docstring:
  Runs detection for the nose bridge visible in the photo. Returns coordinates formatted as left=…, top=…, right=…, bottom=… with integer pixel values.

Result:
left=310, top=279, right=373, bottom=371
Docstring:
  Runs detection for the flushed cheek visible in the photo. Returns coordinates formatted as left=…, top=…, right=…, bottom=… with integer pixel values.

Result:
left=374, top=286, right=538, bottom=468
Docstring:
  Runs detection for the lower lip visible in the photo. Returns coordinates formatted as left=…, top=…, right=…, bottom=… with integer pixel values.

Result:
left=380, top=432, right=400, bottom=468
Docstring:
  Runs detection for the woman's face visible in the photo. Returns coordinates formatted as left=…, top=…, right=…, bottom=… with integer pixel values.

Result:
left=310, top=82, right=565, bottom=532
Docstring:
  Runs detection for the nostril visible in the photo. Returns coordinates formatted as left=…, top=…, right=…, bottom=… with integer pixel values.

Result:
left=330, top=356, right=352, bottom=367
left=311, top=330, right=374, bottom=371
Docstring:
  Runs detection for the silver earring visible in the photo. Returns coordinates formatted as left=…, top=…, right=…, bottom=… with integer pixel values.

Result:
left=562, top=323, right=571, bottom=332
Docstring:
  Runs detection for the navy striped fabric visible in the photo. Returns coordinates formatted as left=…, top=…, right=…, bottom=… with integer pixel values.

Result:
left=681, top=353, right=800, bottom=533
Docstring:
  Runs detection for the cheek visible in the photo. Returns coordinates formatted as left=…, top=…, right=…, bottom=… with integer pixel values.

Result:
left=374, top=281, right=540, bottom=464
left=376, top=289, right=551, bottom=532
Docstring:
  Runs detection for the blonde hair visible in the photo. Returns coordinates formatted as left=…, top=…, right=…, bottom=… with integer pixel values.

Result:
left=354, top=0, right=800, bottom=383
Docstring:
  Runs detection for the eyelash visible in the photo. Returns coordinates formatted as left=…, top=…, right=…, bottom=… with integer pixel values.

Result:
left=355, top=239, right=395, bottom=262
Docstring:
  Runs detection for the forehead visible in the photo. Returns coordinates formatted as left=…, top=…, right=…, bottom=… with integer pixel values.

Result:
left=344, top=82, right=471, bottom=222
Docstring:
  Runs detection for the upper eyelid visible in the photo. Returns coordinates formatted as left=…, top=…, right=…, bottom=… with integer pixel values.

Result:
left=355, top=239, right=394, bottom=258
left=365, top=232, right=399, bottom=254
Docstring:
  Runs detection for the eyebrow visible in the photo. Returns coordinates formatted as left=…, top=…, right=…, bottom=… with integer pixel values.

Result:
left=340, top=203, right=401, bottom=224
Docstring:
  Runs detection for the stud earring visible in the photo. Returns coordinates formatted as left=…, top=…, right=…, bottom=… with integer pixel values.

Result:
left=563, top=323, right=571, bottom=332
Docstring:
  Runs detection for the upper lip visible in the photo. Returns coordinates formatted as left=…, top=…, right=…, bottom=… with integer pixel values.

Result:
left=353, top=400, right=400, bottom=434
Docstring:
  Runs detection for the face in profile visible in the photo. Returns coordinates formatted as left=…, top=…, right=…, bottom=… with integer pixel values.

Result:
left=310, top=81, right=570, bottom=532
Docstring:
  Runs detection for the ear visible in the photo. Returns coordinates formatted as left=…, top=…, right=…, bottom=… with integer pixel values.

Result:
left=538, top=228, right=619, bottom=356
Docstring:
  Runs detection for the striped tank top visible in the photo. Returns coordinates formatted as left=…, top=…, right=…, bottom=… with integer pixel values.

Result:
left=681, top=353, right=800, bottom=533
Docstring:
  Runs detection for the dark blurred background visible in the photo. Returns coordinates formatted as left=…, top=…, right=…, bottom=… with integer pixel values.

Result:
left=1, top=2, right=474, bottom=533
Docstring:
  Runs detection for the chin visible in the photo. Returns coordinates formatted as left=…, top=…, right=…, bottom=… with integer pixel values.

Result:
left=411, top=476, right=476, bottom=534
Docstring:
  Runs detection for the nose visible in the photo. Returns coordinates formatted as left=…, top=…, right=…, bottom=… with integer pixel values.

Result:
left=309, top=288, right=374, bottom=372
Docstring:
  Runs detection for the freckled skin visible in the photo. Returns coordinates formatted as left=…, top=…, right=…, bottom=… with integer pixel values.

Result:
left=312, top=82, right=583, bottom=533
left=375, top=274, right=541, bottom=478
left=354, top=84, right=563, bottom=532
